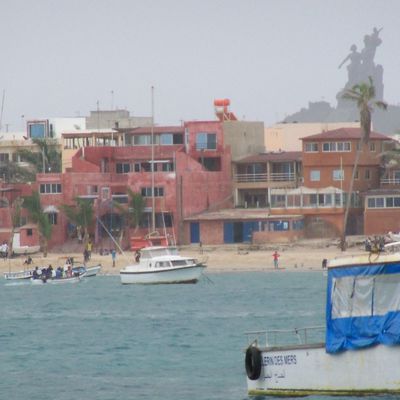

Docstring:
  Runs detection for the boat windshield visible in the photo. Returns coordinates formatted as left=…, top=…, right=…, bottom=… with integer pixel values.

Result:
left=142, top=247, right=173, bottom=259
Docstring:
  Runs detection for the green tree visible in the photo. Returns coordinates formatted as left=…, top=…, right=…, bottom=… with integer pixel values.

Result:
left=60, top=197, right=95, bottom=244
left=0, top=160, right=35, bottom=183
left=16, top=138, right=61, bottom=174
left=22, top=191, right=52, bottom=257
left=340, top=77, right=387, bottom=250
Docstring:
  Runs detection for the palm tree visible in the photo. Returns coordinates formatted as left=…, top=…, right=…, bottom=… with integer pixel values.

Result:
left=340, top=77, right=387, bottom=250
left=113, top=188, right=145, bottom=236
left=60, top=197, right=95, bottom=244
left=22, top=191, right=52, bottom=257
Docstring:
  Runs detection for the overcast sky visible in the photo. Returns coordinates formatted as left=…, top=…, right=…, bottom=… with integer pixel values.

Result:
left=1, top=0, right=400, bottom=131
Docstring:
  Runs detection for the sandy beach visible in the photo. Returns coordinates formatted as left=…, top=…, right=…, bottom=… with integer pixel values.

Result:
left=0, top=237, right=367, bottom=276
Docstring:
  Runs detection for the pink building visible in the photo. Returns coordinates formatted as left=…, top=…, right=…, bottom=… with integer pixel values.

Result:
left=36, top=121, right=234, bottom=249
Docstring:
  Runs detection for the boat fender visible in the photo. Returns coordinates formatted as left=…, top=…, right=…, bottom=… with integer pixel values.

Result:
left=245, top=346, right=262, bottom=380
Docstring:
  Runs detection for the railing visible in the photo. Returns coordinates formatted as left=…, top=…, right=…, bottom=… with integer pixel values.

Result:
left=381, top=178, right=400, bottom=185
left=235, top=172, right=296, bottom=183
left=245, top=326, right=325, bottom=347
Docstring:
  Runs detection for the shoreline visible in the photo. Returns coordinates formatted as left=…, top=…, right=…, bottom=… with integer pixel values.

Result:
left=0, top=238, right=367, bottom=276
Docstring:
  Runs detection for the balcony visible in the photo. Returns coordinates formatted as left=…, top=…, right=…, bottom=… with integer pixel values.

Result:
left=234, top=172, right=297, bottom=183
left=380, top=177, right=400, bottom=186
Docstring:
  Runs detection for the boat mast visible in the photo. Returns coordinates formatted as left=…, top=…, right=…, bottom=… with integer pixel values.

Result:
left=0, top=90, right=5, bottom=132
left=151, top=86, right=156, bottom=233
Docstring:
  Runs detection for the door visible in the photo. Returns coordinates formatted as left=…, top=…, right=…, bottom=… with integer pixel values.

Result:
left=190, top=222, right=200, bottom=243
left=243, top=222, right=258, bottom=243
left=224, top=222, right=234, bottom=244
left=233, top=222, right=243, bottom=243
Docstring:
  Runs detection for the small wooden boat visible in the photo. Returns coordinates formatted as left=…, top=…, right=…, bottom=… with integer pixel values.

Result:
left=30, top=275, right=84, bottom=284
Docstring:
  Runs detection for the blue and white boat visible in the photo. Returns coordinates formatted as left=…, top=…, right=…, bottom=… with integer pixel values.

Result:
left=245, top=244, right=400, bottom=396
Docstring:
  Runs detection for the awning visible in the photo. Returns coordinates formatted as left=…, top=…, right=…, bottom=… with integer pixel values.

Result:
left=43, top=205, right=59, bottom=213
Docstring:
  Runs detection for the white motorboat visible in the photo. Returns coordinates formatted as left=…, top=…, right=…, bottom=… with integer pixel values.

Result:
left=244, top=244, right=400, bottom=396
left=120, top=246, right=206, bottom=284
left=4, top=269, right=35, bottom=280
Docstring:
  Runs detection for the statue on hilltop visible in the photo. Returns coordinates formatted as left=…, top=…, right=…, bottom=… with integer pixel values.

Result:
left=337, top=27, right=384, bottom=106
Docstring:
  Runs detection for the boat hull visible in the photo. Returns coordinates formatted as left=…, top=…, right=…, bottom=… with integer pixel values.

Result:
left=85, top=265, right=101, bottom=277
left=120, top=265, right=205, bottom=284
left=247, top=344, right=400, bottom=396
left=31, top=276, right=83, bottom=284
left=4, top=270, right=34, bottom=280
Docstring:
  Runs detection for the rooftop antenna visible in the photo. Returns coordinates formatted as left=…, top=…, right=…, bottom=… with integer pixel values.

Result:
left=0, top=90, right=5, bottom=132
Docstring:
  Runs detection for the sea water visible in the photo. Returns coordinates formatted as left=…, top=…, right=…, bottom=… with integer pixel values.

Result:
left=0, top=271, right=392, bottom=400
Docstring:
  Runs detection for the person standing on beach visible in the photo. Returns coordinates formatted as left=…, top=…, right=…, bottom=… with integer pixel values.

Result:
left=86, top=239, right=93, bottom=260
left=273, top=250, right=280, bottom=269
left=111, top=248, right=116, bottom=268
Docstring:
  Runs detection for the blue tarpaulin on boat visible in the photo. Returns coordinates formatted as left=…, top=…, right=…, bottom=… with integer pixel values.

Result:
left=326, top=262, right=400, bottom=353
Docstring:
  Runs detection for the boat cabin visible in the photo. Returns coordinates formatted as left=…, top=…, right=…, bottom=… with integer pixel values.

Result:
left=326, top=253, right=400, bottom=353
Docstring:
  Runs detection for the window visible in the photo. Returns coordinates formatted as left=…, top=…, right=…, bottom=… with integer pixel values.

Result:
left=162, top=162, right=174, bottom=172
left=331, top=274, right=400, bottom=319
left=27, top=229, right=33, bottom=236
left=337, top=142, right=351, bottom=151
left=269, top=220, right=289, bottom=231
left=323, top=142, right=337, bottom=152
left=116, top=163, right=131, bottom=173
left=196, top=133, right=217, bottom=150
left=112, top=194, right=128, bottom=204
left=48, top=213, right=58, bottom=225
left=142, top=163, right=151, bottom=172
left=365, top=169, right=371, bottom=180
left=354, top=169, right=359, bottom=180
left=292, top=220, right=304, bottom=230
left=40, top=183, right=62, bottom=194
left=141, top=187, right=164, bottom=197
left=160, top=134, right=173, bottom=145
left=200, top=157, right=221, bottom=171
left=322, top=142, right=350, bottom=152
left=0, top=153, right=9, bottom=162
left=87, top=185, right=98, bottom=195
left=305, top=142, right=318, bottom=152
left=367, top=197, right=384, bottom=208
left=160, top=133, right=183, bottom=145
left=133, top=135, right=152, bottom=145
left=333, top=169, right=344, bottom=181
left=310, top=170, right=320, bottom=181
left=101, top=187, right=110, bottom=200
left=270, top=195, right=286, bottom=207
left=369, top=142, right=376, bottom=152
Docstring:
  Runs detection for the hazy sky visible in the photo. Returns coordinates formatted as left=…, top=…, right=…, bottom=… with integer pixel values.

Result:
left=1, top=0, right=400, bottom=131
